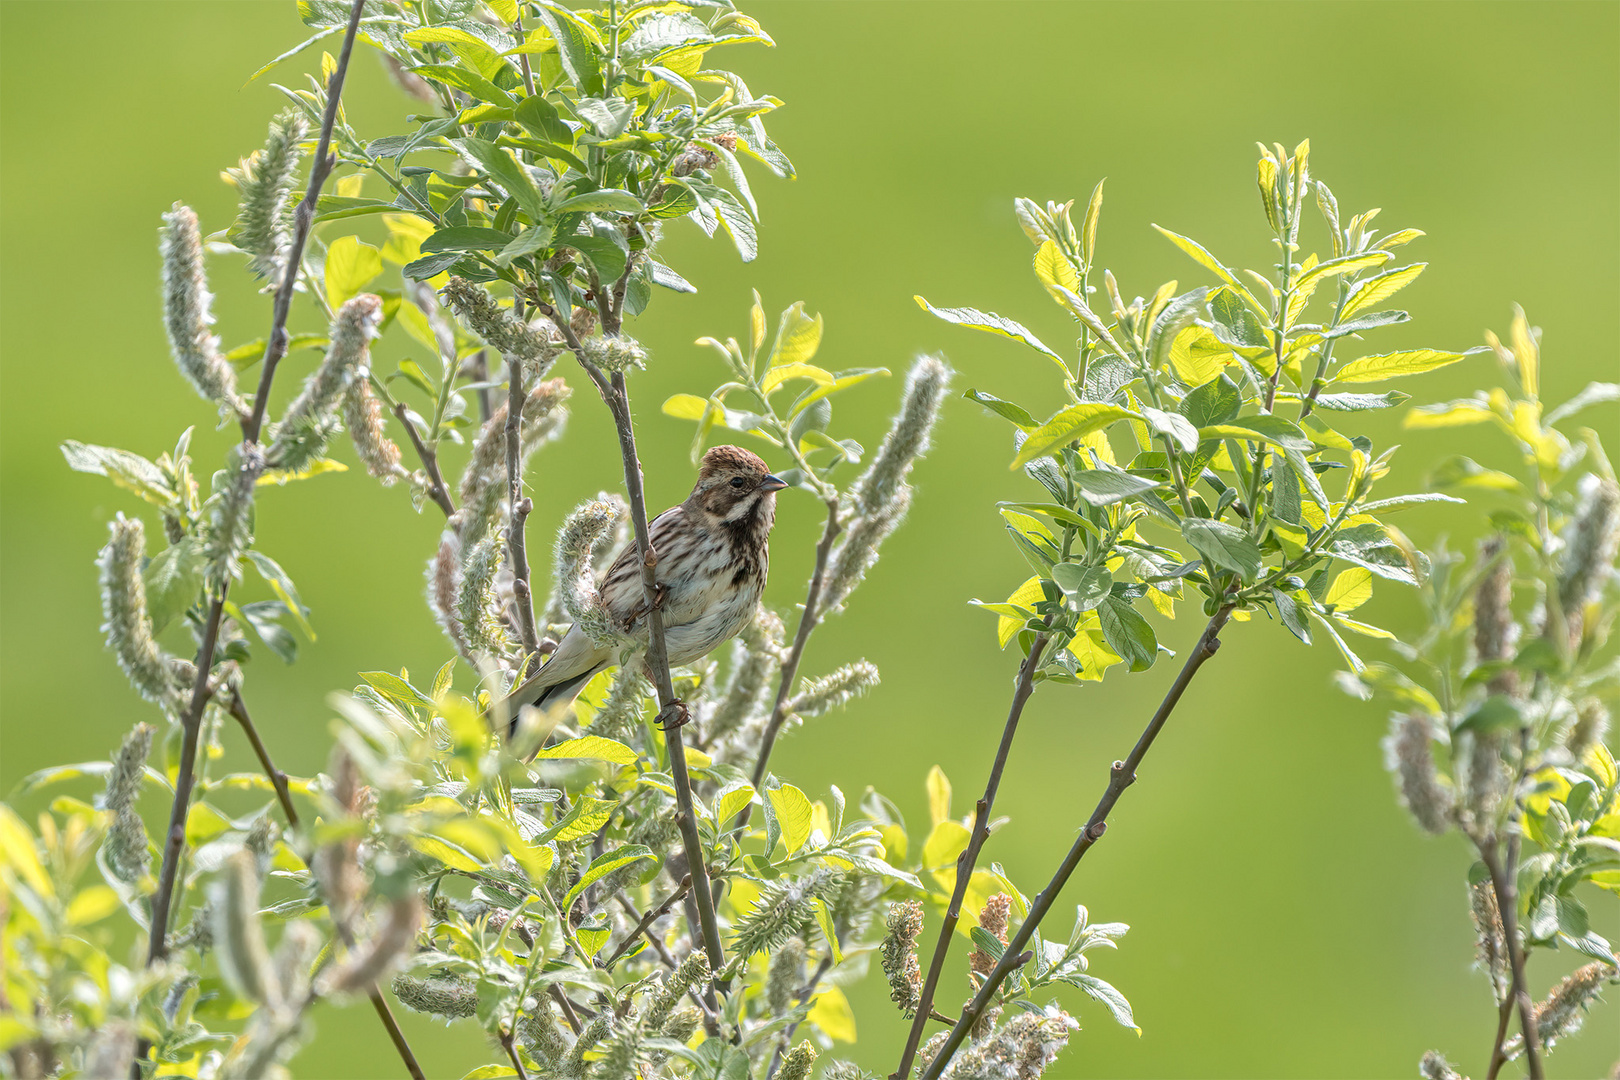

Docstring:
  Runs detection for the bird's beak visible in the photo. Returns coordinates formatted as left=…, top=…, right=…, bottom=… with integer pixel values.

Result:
left=759, top=474, right=790, bottom=493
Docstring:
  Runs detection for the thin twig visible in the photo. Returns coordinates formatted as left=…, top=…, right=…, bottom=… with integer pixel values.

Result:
left=1481, top=837, right=1543, bottom=1079
left=505, top=351, right=541, bottom=657
left=225, top=690, right=299, bottom=827
left=368, top=991, right=427, bottom=1080
left=549, top=984, right=584, bottom=1034
left=603, top=877, right=691, bottom=968
left=921, top=609, right=1232, bottom=1080
left=499, top=1025, right=530, bottom=1080
left=748, top=497, right=843, bottom=796
left=392, top=401, right=455, bottom=517
left=145, top=0, right=367, bottom=969
left=893, top=634, right=1049, bottom=1078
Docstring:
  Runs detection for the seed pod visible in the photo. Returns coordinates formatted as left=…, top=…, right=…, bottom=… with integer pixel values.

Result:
left=1468, top=881, right=1509, bottom=1005
left=456, top=378, right=571, bottom=547
left=941, top=1009, right=1077, bottom=1080
left=456, top=536, right=509, bottom=657
left=519, top=998, right=571, bottom=1067
left=426, top=532, right=474, bottom=663
left=202, top=445, right=265, bottom=588
left=644, top=953, right=709, bottom=1033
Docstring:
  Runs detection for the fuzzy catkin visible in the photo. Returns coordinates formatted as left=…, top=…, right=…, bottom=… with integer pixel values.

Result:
left=562, top=1015, right=609, bottom=1079
left=1567, top=697, right=1611, bottom=762
left=768, top=937, right=807, bottom=1013
left=733, top=870, right=836, bottom=960
left=269, top=293, right=383, bottom=470
left=882, top=900, right=924, bottom=1018
left=391, top=973, right=477, bottom=1019
left=97, top=516, right=183, bottom=713
left=343, top=377, right=404, bottom=485
left=102, top=723, right=154, bottom=882
left=1468, top=880, right=1509, bottom=1005
left=821, top=485, right=912, bottom=615
left=203, top=445, right=264, bottom=587
left=1384, top=713, right=1453, bottom=834
left=587, top=1022, right=642, bottom=1080
left=159, top=203, right=239, bottom=409
left=456, top=536, right=508, bottom=657
left=788, top=660, right=880, bottom=718
left=211, top=851, right=280, bottom=1009
left=1473, top=536, right=1519, bottom=697
left=1504, top=960, right=1616, bottom=1058
left=589, top=666, right=648, bottom=740
left=778, top=1041, right=818, bottom=1080
left=456, top=378, right=572, bottom=547
left=940, top=1010, right=1077, bottom=1080
left=441, top=277, right=563, bottom=378
left=1558, top=475, right=1620, bottom=647
left=1418, top=1051, right=1464, bottom=1080
left=644, top=954, right=709, bottom=1033
left=554, top=497, right=626, bottom=646
left=229, top=109, right=307, bottom=281
left=519, top=999, right=571, bottom=1068
left=707, top=606, right=785, bottom=742
left=969, top=893, right=1012, bottom=978
left=271, top=920, right=321, bottom=1005
left=427, top=533, right=474, bottom=663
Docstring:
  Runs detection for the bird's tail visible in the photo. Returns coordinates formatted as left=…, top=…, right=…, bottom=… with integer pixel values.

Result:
left=503, top=664, right=606, bottom=741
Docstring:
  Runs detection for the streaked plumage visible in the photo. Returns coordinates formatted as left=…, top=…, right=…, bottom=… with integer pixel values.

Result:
left=503, top=445, right=787, bottom=734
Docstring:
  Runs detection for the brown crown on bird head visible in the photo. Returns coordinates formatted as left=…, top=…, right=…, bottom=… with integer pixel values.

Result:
left=698, top=444, right=771, bottom=481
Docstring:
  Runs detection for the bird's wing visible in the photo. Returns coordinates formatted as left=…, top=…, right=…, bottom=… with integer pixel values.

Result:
left=598, top=505, right=688, bottom=625
left=505, top=624, right=610, bottom=703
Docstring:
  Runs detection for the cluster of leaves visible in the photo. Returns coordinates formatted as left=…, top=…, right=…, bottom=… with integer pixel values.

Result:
left=1345, top=309, right=1619, bottom=1074
left=923, top=140, right=1461, bottom=684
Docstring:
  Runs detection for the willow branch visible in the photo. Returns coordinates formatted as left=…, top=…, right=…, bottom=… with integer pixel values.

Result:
left=1482, top=837, right=1543, bottom=1079
left=893, top=633, right=1048, bottom=1079
left=392, top=401, right=455, bottom=517
left=499, top=1025, right=530, bottom=1080
left=602, top=876, right=691, bottom=968
left=505, top=350, right=541, bottom=657
left=225, top=690, right=298, bottom=827
left=921, top=609, right=1232, bottom=1080
left=749, top=497, right=842, bottom=796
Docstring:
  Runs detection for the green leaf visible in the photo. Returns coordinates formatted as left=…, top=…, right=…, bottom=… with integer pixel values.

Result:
left=246, top=551, right=315, bottom=640
left=1052, top=564, right=1112, bottom=612
left=1198, top=415, right=1313, bottom=452
left=533, top=736, right=637, bottom=766
left=1334, top=349, right=1470, bottom=384
left=494, top=224, right=555, bottom=267
left=421, top=226, right=518, bottom=254
left=513, top=94, right=572, bottom=144
left=562, top=230, right=629, bottom=283
left=914, top=296, right=1064, bottom=367
left=768, top=785, right=814, bottom=855
left=1208, top=287, right=1270, bottom=349
left=1340, top=262, right=1425, bottom=320
left=1152, top=227, right=1266, bottom=317
left=1098, top=597, right=1157, bottom=672
left=1452, top=695, right=1522, bottom=736
left=562, top=846, right=654, bottom=909
left=1145, top=287, right=1208, bottom=375
left=324, top=235, right=383, bottom=310
left=360, top=670, right=436, bottom=709
left=1069, top=973, right=1139, bottom=1032
left=812, top=897, right=844, bottom=964
left=714, top=198, right=757, bottom=262
left=453, top=137, right=546, bottom=222
left=553, top=188, right=643, bottom=215
left=1179, top=374, right=1241, bottom=428
left=1272, top=588, right=1311, bottom=644
left=789, top=368, right=887, bottom=415
left=61, top=442, right=175, bottom=508
left=411, top=63, right=516, bottom=107
left=1071, top=468, right=1161, bottom=507
left=769, top=303, right=823, bottom=367
left=1180, top=518, right=1263, bottom=580
left=1012, top=403, right=1139, bottom=469
left=1140, top=406, right=1199, bottom=453
left=237, top=601, right=298, bottom=664
left=714, top=781, right=755, bottom=824
left=1312, top=391, right=1411, bottom=412
left=964, top=389, right=1038, bottom=429
left=530, top=6, right=603, bottom=96
left=1546, top=381, right=1620, bottom=425
left=142, top=537, right=204, bottom=634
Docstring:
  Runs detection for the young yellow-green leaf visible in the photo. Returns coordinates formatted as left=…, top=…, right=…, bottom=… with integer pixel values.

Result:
left=807, top=984, right=856, bottom=1043
left=1508, top=306, right=1539, bottom=400
left=661, top=393, right=710, bottom=421
left=1334, top=349, right=1468, bottom=384
left=1066, top=626, right=1124, bottom=682
left=1012, top=403, right=1139, bottom=469
left=922, top=820, right=969, bottom=874
left=1340, top=263, right=1426, bottom=320
left=1198, top=415, right=1312, bottom=452
left=1082, top=179, right=1105, bottom=267
left=769, top=302, right=822, bottom=367
left=324, top=235, right=382, bottom=310
left=790, top=368, right=888, bottom=415
left=533, top=736, right=637, bottom=766
left=1292, top=250, right=1391, bottom=297
left=1181, top=518, right=1263, bottom=580
left=1169, top=325, right=1234, bottom=385
left=1034, top=239, right=1079, bottom=302
left=563, top=846, right=654, bottom=909
left=749, top=291, right=766, bottom=354
left=1333, top=614, right=1395, bottom=639
left=927, top=764, right=952, bottom=826
left=812, top=897, right=844, bottom=963
left=1324, top=567, right=1372, bottom=612
left=1404, top=397, right=1497, bottom=429
left=914, top=296, right=1064, bottom=369
left=411, top=834, right=484, bottom=874
left=769, top=784, right=814, bottom=854
left=987, top=575, right=1046, bottom=647
left=715, top=781, right=755, bottom=824
left=1150, top=225, right=1266, bottom=317
left=760, top=362, right=833, bottom=396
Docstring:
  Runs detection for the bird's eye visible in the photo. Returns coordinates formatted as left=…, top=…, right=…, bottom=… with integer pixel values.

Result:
left=729, top=476, right=747, bottom=489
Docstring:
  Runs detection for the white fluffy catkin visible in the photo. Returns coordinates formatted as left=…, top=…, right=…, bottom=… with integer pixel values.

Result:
left=159, top=204, right=239, bottom=410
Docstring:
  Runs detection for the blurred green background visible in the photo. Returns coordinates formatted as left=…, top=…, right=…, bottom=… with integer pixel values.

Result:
left=3, top=2, right=1617, bottom=1076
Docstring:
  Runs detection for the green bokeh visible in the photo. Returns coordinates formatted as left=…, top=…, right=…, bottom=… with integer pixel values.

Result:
left=2, top=2, right=1616, bottom=1077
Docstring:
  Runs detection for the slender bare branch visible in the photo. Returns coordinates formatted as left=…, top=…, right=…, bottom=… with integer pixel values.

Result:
left=1482, top=837, right=1543, bottom=1079
left=225, top=690, right=298, bottom=827
left=392, top=401, right=455, bottom=518
left=603, top=876, right=691, bottom=969
left=506, top=350, right=541, bottom=657
left=499, top=1025, right=530, bottom=1080
left=893, top=633, right=1048, bottom=1078
left=920, top=609, right=1232, bottom=1079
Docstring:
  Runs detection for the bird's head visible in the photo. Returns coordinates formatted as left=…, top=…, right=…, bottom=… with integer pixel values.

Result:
left=690, top=445, right=788, bottom=528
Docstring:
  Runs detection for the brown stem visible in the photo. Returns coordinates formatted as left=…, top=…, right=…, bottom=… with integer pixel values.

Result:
left=748, top=497, right=843, bottom=797
left=549, top=985, right=584, bottom=1034
left=921, top=609, right=1231, bottom=1080
left=602, top=877, right=691, bottom=968
left=392, top=401, right=455, bottom=518
left=505, top=352, right=541, bottom=657
left=499, top=1024, right=530, bottom=1080
left=225, top=690, right=298, bottom=827
left=893, top=634, right=1049, bottom=1079
left=368, top=990, right=427, bottom=1080
left=1481, top=837, right=1543, bottom=1079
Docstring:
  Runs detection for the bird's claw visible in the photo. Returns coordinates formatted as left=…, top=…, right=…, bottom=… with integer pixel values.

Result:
left=656, top=699, right=691, bottom=732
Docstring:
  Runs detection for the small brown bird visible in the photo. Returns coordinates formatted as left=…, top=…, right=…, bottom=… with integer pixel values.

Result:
left=503, top=445, right=788, bottom=733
